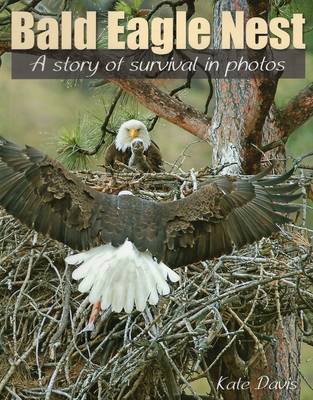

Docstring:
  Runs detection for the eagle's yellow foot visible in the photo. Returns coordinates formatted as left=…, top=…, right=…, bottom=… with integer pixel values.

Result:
left=83, top=300, right=101, bottom=332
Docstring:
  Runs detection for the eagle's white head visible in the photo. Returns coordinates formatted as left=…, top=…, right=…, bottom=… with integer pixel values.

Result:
left=115, top=120, right=151, bottom=152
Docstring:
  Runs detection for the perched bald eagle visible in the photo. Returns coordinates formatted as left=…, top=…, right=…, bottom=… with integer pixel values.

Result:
left=0, top=137, right=301, bottom=316
left=105, top=119, right=163, bottom=172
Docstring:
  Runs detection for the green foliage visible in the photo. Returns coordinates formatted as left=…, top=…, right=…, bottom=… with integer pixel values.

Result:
left=115, top=0, right=143, bottom=16
left=116, top=95, right=152, bottom=125
left=93, top=88, right=153, bottom=129
left=97, top=0, right=144, bottom=49
left=96, top=27, right=109, bottom=49
left=0, top=26, right=10, bottom=41
left=270, top=0, right=313, bottom=30
left=57, top=91, right=151, bottom=170
left=58, top=115, right=101, bottom=170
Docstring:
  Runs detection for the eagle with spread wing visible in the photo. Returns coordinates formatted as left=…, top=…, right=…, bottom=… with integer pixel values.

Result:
left=0, top=137, right=300, bottom=316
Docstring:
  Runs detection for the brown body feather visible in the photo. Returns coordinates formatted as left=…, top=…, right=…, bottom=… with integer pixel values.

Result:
left=0, top=137, right=300, bottom=267
left=104, top=141, right=163, bottom=172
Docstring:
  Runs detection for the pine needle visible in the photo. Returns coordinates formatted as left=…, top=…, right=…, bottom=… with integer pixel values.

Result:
left=58, top=116, right=101, bottom=170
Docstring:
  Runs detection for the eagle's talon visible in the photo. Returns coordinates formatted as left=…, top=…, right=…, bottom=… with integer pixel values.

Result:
left=86, top=300, right=102, bottom=330
left=80, top=322, right=96, bottom=334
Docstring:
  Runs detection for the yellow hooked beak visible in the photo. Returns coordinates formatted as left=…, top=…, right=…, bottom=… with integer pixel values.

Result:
left=129, top=128, right=139, bottom=139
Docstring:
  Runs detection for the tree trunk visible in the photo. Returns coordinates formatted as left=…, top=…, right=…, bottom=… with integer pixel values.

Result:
left=209, top=0, right=278, bottom=175
left=207, top=1, right=301, bottom=399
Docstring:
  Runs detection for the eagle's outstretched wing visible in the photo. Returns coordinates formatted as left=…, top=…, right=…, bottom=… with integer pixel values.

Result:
left=0, top=137, right=300, bottom=267
left=0, top=137, right=168, bottom=254
left=161, top=171, right=300, bottom=267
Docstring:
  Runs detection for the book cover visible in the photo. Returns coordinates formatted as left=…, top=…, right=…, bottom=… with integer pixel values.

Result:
left=0, top=1, right=312, bottom=399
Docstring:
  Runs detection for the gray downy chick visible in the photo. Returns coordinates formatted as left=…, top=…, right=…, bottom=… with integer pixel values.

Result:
left=128, top=138, right=153, bottom=172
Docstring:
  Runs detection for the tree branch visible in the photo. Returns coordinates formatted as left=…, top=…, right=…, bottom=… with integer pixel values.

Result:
left=279, top=82, right=313, bottom=136
left=261, top=84, right=313, bottom=170
left=112, top=79, right=211, bottom=140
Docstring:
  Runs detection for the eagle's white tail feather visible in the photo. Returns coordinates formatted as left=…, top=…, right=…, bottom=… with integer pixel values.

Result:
left=71, top=247, right=111, bottom=280
left=67, top=246, right=109, bottom=266
left=77, top=254, right=110, bottom=293
left=161, top=264, right=181, bottom=283
left=66, top=240, right=180, bottom=313
left=140, top=261, right=160, bottom=305
left=135, top=264, right=151, bottom=311
left=145, top=259, right=170, bottom=295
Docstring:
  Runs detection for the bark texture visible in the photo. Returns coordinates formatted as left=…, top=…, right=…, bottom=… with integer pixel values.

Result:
left=280, top=83, right=313, bottom=135
left=247, top=315, right=301, bottom=400
left=262, top=105, right=288, bottom=172
left=262, top=83, right=313, bottom=172
left=209, top=0, right=278, bottom=175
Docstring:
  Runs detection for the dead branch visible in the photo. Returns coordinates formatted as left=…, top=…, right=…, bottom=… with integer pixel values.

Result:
left=279, top=82, right=313, bottom=136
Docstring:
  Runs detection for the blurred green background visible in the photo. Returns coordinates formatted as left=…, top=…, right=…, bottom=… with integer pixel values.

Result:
left=0, top=0, right=313, bottom=398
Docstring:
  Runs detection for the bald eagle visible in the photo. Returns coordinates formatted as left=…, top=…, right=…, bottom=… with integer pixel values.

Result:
left=105, top=119, right=163, bottom=172
left=0, top=137, right=301, bottom=316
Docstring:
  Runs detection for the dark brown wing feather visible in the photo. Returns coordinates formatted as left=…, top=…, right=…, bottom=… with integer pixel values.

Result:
left=104, top=143, right=130, bottom=168
left=0, top=137, right=166, bottom=253
left=146, top=141, right=163, bottom=172
left=0, top=137, right=112, bottom=250
left=160, top=173, right=300, bottom=266
left=0, top=137, right=300, bottom=268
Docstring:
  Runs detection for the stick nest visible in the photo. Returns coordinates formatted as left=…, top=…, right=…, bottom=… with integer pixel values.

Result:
left=0, top=169, right=312, bottom=400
